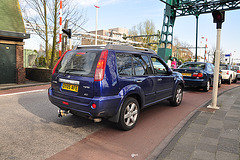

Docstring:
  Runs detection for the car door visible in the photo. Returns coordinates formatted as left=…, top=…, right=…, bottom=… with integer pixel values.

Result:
left=116, top=53, right=155, bottom=105
left=151, top=56, right=174, bottom=101
left=132, top=54, right=155, bottom=105
left=208, top=63, right=215, bottom=86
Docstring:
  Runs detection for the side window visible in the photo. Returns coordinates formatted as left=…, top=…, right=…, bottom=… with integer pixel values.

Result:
left=151, top=57, right=168, bottom=74
left=132, top=55, right=152, bottom=76
left=210, top=64, right=215, bottom=72
left=116, top=53, right=132, bottom=76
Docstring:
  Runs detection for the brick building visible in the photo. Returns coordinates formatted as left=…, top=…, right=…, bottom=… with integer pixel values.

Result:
left=81, top=27, right=128, bottom=45
left=0, top=0, right=30, bottom=84
left=172, top=46, right=193, bottom=62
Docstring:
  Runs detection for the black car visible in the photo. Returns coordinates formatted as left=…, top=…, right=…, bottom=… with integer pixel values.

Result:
left=174, top=62, right=221, bottom=92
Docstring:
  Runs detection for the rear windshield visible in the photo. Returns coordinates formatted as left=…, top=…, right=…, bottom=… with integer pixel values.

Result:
left=219, top=65, right=231, bottom=70
left=179, top=63, right=205, bottom=69
left=55, top=50, right=100, bottom=76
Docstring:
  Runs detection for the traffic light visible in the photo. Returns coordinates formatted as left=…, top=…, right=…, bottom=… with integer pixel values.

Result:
left=62, top=29, right=72, bottom=38
left=212, top=11, right=225, bottom=29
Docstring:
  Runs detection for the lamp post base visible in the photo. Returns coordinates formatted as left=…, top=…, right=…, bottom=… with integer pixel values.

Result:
left=207, top=105, right=220, bottom=110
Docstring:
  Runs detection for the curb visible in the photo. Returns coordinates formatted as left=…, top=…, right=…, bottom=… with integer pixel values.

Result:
left=146, top=86, right=240, bottom=160
left=0, top=82, right=50, bottom=91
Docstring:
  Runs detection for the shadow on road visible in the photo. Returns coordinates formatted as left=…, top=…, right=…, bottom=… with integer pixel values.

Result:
left=18, top=91, right=111, bottom=129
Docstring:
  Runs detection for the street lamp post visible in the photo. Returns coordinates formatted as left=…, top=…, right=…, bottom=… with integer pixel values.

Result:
left=95, top=0, right=99, bottom=45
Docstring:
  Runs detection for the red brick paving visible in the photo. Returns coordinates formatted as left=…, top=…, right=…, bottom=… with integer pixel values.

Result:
left=47, top=83, right=240, bottom=160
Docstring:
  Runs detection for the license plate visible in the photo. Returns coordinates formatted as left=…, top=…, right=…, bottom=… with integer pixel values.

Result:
left=62, top=83, right=78, bottom=92
left=182, top=73, right=192, bottom=76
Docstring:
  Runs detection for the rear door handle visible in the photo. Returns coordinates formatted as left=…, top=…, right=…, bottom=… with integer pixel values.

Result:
left=158, top=78, right=162, bottom=81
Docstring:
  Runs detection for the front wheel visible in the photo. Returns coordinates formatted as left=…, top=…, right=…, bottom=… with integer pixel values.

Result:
left=117, top=97, right=139, bottom=131
left=169, top=85, right=183, bottom=106
left=218, top=78, right=221, bottom=88
left=233, top=77, right=237, bottom=83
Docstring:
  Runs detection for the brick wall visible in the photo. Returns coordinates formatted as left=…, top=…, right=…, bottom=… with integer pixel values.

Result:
left=16, top=45, right=25, bottom=84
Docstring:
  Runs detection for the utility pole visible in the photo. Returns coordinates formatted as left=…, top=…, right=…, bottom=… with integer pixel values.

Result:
left=195, top=15, right=199, bottom=62
left=59, top=0, right=63, bottom=57
left=208, top=10, right=225, bottom=109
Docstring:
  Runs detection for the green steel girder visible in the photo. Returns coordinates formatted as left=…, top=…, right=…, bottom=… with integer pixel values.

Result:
left=157, top=0, right=240, bottom=62
left=176, top=0, right=240, bottom=16
left=158, top=4, right=176, bottom=62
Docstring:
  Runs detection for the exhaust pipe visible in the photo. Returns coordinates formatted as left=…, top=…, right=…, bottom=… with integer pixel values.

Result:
left=58, top=110, right=69, bottom=117
left=93, top=118, right=102, bottom=123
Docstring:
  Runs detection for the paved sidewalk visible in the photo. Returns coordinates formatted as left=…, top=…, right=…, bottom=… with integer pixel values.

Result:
left=0, top=80, right=50, bottom=90
left=156, top=86, right=240, bottom=160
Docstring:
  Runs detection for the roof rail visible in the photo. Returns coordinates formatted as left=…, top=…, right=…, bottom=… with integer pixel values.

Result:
left=75, top=45, right=106, bottom=50
left=75, top=44, right=156, bottom=54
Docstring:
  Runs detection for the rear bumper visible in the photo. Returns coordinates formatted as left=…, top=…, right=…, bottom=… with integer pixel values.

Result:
left=221, top=74, right=230, bottom=80
left=183, top=78, right=206, bottom=87
left=48, top=87, right=121, bottom=118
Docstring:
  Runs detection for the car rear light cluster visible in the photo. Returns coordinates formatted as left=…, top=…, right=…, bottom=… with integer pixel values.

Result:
left=192, top=72, right=203, bottom=77
left=91, top=103, right=96, bottom=109
left=237, top=70, right=240, bottom=73
left=94, top=50, right=108, bottom=81
left=227, top=71, right=229, bottom=75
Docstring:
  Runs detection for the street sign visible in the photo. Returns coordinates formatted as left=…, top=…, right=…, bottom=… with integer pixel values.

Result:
left=225, top=54, right=230, bottom=57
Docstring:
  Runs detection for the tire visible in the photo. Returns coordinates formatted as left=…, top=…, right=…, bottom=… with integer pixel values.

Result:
left=233, top=77, right=237, bottom=83
left=117, top=97, right=139, bottom=131
left=227, top=76, right=232, bottom=85
left=218, top=78, right=221, bottom=88
left=203, top=80, right=210, bottom=92
left=169, top=85, right=183, bottom=106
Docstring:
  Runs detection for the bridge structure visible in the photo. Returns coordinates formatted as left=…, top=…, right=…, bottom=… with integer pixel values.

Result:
left=158, top=0, right=240, bottom=62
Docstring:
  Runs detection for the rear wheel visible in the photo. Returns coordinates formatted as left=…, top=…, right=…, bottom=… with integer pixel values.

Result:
left=203, top=80, right=210, bottom=92
left=169, top=85, right=183, bottom=106
left=118, top=97, right=139, bottom=131
left=227, top=76, right=232, bottom=85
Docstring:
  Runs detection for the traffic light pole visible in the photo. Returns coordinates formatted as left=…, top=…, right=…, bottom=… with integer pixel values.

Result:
left=208, top=28, right=221, bottom=109
left=208, top=10, right=225, bottom=109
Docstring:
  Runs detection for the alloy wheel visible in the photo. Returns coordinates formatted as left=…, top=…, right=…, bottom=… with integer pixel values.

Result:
left=124, top=102, right=138, bottom=127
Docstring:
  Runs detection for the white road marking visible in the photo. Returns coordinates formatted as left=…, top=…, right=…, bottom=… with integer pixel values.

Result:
left=0, top=89, right=47, bottom=97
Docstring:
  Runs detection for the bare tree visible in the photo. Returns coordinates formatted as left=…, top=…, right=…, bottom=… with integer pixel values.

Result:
left=20, top=0, right=87, bottom=68
left=129, top=19, right=158, bottom=50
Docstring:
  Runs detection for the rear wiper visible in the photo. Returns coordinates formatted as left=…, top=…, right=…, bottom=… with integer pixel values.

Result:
left=63, top=69, right=84, bottom=76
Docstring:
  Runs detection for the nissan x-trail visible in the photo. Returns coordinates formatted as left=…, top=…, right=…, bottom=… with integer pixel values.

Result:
left=48, top=44, right=184, bottom=130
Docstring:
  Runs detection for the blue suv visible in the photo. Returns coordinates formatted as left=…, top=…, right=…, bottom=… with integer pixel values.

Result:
left=48, top=45, right=184, bottom=130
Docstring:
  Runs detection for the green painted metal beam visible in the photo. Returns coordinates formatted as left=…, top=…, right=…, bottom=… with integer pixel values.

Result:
left=176, top=0, right=240, bottom=17
left=157, top=0, right=240, bottom=62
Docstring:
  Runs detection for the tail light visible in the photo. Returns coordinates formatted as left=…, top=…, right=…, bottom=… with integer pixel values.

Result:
left=227, top=71, right=229, bottom=75
left=52, top=50, right=71, bottom=75
left=192, top=72, right=203, bottom=77
left=237, top=70, right=240, bottom=73
left=94, top=50, right=108, bottom=81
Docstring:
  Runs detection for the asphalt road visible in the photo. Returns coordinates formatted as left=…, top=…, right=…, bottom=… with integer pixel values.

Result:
left=0, top=83, right=239, bottom=160
left=0, top=86, right=104, bottom=160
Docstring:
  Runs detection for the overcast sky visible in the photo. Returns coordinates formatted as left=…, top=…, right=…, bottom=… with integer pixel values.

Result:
left=24, top=0, right=240, bottom=61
